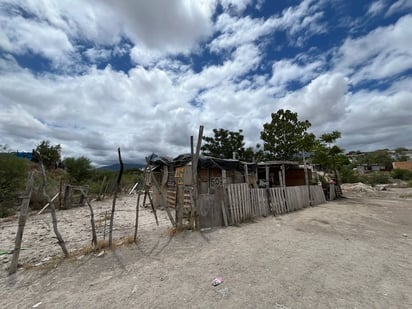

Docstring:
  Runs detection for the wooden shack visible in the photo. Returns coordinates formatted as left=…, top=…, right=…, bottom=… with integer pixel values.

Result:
left=146, top=154, right=324, bottom=230
left=256, top=161, right=312, bottom=187
left=147, top=154, right=254, bottom=227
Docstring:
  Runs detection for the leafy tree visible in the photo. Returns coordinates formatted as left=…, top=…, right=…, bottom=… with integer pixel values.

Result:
left=394, top=147, right=409, bottom=162
left=357, top=150, right=392, bottom=170
left=0, top=144, right=11, bottom=152
left=391, top=169, right=412, bottom=181
left=33, top=140, right=61, bottom=168
left=241, top=144, right=266, bottom=162
left=260, top=109, right=311, bottom=160
left=202, top=128, right=247, bottom=160
left=311, top=131, right=348, bottom=179
left=64, top=156, right=93, bottom=184
left=0, top=155, right=29, bottom=217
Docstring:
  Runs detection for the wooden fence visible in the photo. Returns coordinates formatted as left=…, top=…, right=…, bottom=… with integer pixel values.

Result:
left=226, top=184, right=326, bottom=225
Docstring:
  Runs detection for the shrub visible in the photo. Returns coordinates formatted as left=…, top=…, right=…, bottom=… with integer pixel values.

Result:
left=64, top=156, right=92, bottom=184
left=340, top=167, right=361, bottom=183
left=391, top=168, right=412, bottom=181
left=0, top=155, right=29, bottom=217
left=367, top=172, right=390, bottom=186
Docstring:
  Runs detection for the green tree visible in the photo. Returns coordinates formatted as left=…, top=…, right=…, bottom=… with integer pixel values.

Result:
left=391, top=168, right=412, bottom=181
left=0, top=155, right=29, bottom=217
left=358, top=150, right=392, bottom=170
left=64, top=156, right=93, bottom=184
left=260, top=109, right=311, bottom=160
left=311, top=131, right=348, bottom=181
left=33, top=140, right=62, bottom=168
left=202, top=128, right=247, bottom=160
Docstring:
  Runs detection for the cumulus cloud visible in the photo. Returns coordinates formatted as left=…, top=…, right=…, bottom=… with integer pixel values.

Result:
left=386, top=0, right=412, bottom=16
left=0, top=14, right=75, bottom=67
left=0, top=0, right=411, bottom=165
left=367, top=0, right=386, bottom=16
left=334, top=14, right=412, bottom=84
left=210, top=0, right=325, bottom=52
left=100, top=0, right=215, bottom=53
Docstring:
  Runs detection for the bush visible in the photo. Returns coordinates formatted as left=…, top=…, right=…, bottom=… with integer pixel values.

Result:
left=0, top=155, right=29, bottom=217
left=33, top=140, right=61, bottom=168
left=391, top=168, right=412, bottom=181
left=367, top=172, right=390, bottom=187
left=64, top=156, right=92, bottom=184
left=340, top=167, right=361, bottom=183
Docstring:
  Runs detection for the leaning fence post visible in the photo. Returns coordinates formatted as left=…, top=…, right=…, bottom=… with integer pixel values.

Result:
left=81, top=189, right=97, bottom=247
left=134, top=192, right=141, bottom=242
left=39, top=158, right=69, bottom=257
left=9, top=172, right=33, bottom=275
left=109, top=148, right=124, bottom=248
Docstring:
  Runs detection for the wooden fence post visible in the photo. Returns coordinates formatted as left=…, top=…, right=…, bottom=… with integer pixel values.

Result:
left=39, top=159, right=68, bottom=257
left=134, top=192, right=141, bottom=242
left=109, top=148, right=124, bottom=248
left=190, top=125, right=204, bottom=230
left=9, top=172, right=33, bottom=275
left=80, top=189, right=97, bottom=247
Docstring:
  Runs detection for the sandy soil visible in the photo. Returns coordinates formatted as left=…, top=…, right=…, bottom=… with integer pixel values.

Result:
left=1, top=187, right=412, bottom=308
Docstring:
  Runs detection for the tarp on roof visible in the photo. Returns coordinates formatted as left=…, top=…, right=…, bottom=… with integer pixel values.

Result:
left=149, top=153, right=257, bottom=174
left=146, top=153, right=172, bottom=166
left=173, top=154, right=256, bottom=173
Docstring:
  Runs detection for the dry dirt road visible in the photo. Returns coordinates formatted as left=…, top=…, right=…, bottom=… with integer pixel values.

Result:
left=1, top=188, right=412, bottom=308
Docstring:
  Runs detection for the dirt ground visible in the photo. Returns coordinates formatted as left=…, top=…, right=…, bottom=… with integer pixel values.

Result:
left=1, top=187, right=412, bottom=308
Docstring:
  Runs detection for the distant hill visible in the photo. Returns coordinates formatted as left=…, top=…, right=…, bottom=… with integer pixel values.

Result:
left=97, top=163, right=145, bottom=171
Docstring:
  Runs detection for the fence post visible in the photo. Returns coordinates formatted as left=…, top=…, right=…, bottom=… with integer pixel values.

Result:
left=9, top=172, right=33, bottom=275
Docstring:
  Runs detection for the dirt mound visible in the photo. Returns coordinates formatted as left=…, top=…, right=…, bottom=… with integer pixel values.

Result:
left=341, top=182, right=376, bottom=193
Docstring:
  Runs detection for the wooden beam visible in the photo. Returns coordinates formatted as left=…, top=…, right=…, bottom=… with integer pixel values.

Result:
left=37, top=192, right=59, bottom=215
left=150, top=172, right=175, bottom=226
left=9, top=172, right=33, bottom=275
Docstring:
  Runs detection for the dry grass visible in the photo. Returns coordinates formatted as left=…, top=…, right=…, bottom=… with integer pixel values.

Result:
left=94, top=212, right=111, bottom=228
left=164, top=227, right=178, bottom=236
left=72, top=236, right=138, bottom=257
left=20, top=236, right=139, bottom=271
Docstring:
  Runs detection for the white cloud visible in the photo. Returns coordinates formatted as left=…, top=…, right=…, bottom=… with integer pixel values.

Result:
left=181, top=43, right=262, bottom=92
left=84, top=48, right=112, bottom=63
left=0, top=14, right=75, bottom=67
left=220, top=0, right=253, bottom=14
left=210, top=0, right=325, bottom=52
left=367, top=0, right=386, bottom=16
left=0, top=0, right=411, bottom=164
left=275, top=73, right=349, bottom=132
left=269, top=57, right=324, bottom=89
left=338, top=79, right=412, bottom=151
left=386, top=0, right=412, bottom=16
left=101, top=0, right=216, bottom=52
left=334, top=14, right=412, bottom=84
left=130, top=45, right=164, bottom=67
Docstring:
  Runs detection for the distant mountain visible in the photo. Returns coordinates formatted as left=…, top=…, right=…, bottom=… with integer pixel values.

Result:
left=97, top=163, right=145, bottom=171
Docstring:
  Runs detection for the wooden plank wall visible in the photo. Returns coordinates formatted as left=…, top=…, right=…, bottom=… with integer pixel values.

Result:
left=268, top=187, right=288, bottom=215
left=329, top=184, right=336, bottom=201
left=286, top=186, right=310, bottom=211
left=227, top=183, right=252, bottom=224
left=224, top=184, right=327, bottom=226
left=198, top=192, right=224, bottom=228
left=311, top=185, right=326, bottom=205
left=167, top=189, right=176, bottom=208
left=250, top=188, right=270, bottom=217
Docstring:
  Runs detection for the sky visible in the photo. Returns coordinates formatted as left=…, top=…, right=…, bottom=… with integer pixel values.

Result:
left=0, top=0, right=411, bottom=166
